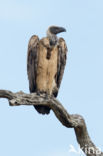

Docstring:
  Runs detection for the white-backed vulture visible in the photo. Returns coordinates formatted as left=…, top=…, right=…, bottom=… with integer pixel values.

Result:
left=27, top=26, right=67, bottom=114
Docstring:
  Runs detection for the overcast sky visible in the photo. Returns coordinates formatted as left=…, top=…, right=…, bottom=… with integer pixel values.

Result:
left=0, top=0, right=103, bottom=156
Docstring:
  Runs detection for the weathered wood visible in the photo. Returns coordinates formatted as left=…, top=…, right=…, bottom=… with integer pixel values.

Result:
left=0, top=89, right=102, bottom=156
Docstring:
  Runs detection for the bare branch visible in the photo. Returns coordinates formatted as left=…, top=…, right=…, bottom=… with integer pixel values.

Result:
left=0, top=89, right=102, bottom=156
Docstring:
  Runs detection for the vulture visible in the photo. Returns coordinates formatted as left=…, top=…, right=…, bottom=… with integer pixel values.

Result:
left=27, top=26, right=67, bottom=115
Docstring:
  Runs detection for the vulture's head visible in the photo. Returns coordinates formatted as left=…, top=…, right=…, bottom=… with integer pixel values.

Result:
left=47, top=26, right=66, bottom=36
left=47, top=26, right=66, bottom=45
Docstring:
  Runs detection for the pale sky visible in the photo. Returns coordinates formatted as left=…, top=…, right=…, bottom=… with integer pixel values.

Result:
left=0, top=0, right=103, bottom=156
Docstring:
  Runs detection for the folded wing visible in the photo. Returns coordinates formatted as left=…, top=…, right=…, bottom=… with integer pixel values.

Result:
left=54, top=38, right=67, bottom=97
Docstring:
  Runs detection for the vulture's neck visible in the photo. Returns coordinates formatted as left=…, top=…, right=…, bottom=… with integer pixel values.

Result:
left=47, top=31, right=58, bottom=46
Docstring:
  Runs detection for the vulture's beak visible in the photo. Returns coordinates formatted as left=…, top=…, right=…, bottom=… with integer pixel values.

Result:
left=49, top=26, right=66, bottom=35
left=57, top=27, right=66, bottom=33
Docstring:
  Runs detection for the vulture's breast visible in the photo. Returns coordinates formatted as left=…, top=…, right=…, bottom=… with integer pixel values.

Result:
left=36, top=38, right=58, bottom=95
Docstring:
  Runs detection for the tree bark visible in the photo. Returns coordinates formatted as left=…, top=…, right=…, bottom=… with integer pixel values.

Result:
left=0, top=89, right=102, bottom=156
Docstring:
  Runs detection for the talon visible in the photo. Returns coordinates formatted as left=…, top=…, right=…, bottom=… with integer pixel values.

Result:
left=44, top=93, right=49, bottom=100
left=36, top=91, right=41, bottom=96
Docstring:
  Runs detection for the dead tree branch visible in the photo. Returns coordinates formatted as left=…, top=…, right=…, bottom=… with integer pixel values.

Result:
left=0, top=89, right=102, bottom=156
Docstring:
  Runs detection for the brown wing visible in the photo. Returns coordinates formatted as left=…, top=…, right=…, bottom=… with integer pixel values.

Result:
left=27, top=35, right=50, bottom=114
left=27, top=35, right=39, bottom=93
left=54, top=38, right=67, bottom=97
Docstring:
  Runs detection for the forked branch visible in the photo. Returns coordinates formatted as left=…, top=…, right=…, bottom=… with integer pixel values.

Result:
left=0, top=89, right=102, bottom=156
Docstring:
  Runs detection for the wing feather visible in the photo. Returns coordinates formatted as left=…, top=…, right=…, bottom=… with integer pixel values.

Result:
left=27, top=35, right=39, bottom=92
left=54, top=38, right=67, bottom=97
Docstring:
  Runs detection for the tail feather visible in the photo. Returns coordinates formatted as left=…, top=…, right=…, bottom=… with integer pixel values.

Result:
left=34, top=105, right=50, bottom=115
